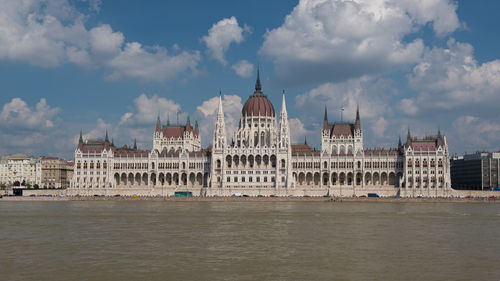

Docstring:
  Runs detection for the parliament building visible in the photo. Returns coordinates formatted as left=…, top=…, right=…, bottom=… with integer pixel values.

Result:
left=69, top=72, right=453, bottom=197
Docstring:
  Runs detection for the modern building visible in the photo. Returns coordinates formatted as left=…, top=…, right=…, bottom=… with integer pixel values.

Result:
left=451, top=152, right=500, bottom=190
left=69, top=72, right=453, bottom=197
left=41, top=156, right=74, bottom=188
left=0, top=153, right=41, bottom=187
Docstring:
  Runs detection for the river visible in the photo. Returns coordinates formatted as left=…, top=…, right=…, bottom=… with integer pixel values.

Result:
left=1, top=201, right=499, bottom=280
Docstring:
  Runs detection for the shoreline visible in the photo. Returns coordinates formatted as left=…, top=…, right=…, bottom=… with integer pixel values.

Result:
left=1, top=196, right=498, bottom=203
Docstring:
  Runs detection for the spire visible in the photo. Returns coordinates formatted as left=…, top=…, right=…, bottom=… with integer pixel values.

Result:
left=194, top=119, right=199, bottom=135
left=186, top=114, right=192, bottom=131
left=155, top=112, right=161, bottom=132
left=437, top=127, right=441, bottom=139
left=218, top=91, right=223, bottom=114
left=407, top=127, right=411, bottom=141
left=105, top=130, right=109, bottom=143
left=281, top=90, right=287, bottom=114
left=133, top=139, right=137, bottom=150
left=111, top=138, right=114, bottom=146
left=255, top=66, right=262, bottom=93
left=304, top=136, right=308, bottom=145
left=398, top=135, right=402, bottom=147
left=79, top=129, right=83, bottom=144
left=355, top=104, right=361, bottom=130
left=214, top=91, right=227, bottom=150
left=167, top=113, right=170, bottom=126
left=323, top=106, right=329, bottom=130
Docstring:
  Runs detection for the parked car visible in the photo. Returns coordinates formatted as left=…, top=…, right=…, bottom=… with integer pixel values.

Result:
left=257, top=195, right=264, bottom=197
left=489, top=195, right=497, bottom=199
left=242, top=194, right=249, bottom=197
left=359, top=195, right=367, bottom=198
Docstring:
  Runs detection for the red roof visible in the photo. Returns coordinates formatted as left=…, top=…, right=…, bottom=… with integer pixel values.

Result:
left=410, top=141, right=436, bottom=151
left=331, top=123, right=354, bottom=137
left=242, top=92, right=275, bottom=117
left=163, top=127, right=185, bottom=138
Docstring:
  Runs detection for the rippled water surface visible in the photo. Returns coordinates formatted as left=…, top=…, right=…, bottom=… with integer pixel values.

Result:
left=1, top=201, right=500, bottom=281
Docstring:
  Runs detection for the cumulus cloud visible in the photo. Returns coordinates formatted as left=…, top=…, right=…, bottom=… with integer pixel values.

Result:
left=0, top=98, right=60, bottom=130
left=372, top=117, right=388, bottom=138
left=449, top=115, right=500, bottom=153
left=196, top=94, right=243, bottom=146
left=403, top=39, right=500, bottom=115
left=0, top=0, right=201, bottom=82
left=260, top=0, right=460, bottom=87
left=289, top=118, right=315, bottom=144
left=202, top=17, right=250, bottom=65
left=0, top=97, right=73, bottom=158
left=295, top=76, right=397, bottom=122
left=231, top=60, right=254, bottom=78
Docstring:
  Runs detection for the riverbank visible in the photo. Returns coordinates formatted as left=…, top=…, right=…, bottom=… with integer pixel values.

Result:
left=1, top=196, right=498, bottom=203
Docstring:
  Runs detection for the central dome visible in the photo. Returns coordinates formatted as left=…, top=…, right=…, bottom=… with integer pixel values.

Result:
left=241, top=70, right=275, bottom=117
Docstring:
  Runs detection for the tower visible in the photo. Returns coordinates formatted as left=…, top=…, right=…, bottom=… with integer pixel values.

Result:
left=353, top=104, right=363, bottom=154
left=213, top=93, right=227, bottom=151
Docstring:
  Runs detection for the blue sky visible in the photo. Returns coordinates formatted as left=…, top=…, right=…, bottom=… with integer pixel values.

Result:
left=0, top=0, right=499, bottom=159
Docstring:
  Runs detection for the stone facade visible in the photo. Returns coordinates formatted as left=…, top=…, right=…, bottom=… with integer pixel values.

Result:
left=0, top=153, right=41, bottom=187
left=41, top=157, right=74, bottom=188
left=68, top=72, right=453, bottom=197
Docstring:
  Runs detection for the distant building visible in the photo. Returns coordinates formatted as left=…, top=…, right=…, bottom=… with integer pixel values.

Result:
left=69, top=71, right=453, bottom=197
left=451, top=152, right=500, bottom=190
left=41, top=157, right=74, bottom=188
left=0, top=154, right=41, bottom=187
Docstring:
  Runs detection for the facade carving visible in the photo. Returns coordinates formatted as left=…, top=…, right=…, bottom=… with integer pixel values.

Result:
left=69, top=72, right=453, bottom=197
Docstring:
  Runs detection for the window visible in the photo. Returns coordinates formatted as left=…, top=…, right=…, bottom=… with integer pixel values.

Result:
left=227, top=177, right=230, bottom=182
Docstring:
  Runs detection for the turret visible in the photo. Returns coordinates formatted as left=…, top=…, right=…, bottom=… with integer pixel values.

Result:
left=323, top=106, right=329, bottom=130
left=355, top=104, right=361, bottom=131
left=155, top=112, right=161, bottom=132
left=213, top=92, right=227, bottom=150
left=278, top=90, right=290, bottom=149
left=194, top=119, right=199, bottom=136
left=186, top=115, right=192, bottom=132
left=133, top=138, right=137, bottom=150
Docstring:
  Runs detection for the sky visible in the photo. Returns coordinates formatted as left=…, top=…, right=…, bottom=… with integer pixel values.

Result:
left=0, top=0, right=499, bottom=160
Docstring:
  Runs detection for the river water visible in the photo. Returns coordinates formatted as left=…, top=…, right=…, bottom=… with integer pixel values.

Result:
left=1, top=201, right=499, bottom=281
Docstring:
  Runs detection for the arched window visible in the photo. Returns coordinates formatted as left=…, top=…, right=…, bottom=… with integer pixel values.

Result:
left=281, top=159, right=286, bottom=169
left=216, top=159, right=221, bottom=169
left=323, top=161, right=328, bottom=169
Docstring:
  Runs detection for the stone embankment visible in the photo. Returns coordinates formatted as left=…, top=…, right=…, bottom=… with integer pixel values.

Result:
left=1, top=195, right=499, bottom=203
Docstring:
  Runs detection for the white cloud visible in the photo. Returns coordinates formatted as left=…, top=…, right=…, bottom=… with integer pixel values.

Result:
left=202, top=17, right=250, bottom=65
left=106, top=42, right=201, bottom=82
left=295, top=76, right=396, bottom=122
left=196, top=94, right=243, bottom=146
left=404, top=39, right=500, bottom=115
left=89, top=24, right=124, bottom=58
left=372, top=117, right=388, bottom=138
left=449, top=115, right=500, bottom=153
left=119, top=94, right=181, bottom=126
left=0, top=98, right=60, bottom=130
left=0, top=97, right=74, bottom=158
left=231, top=60, right=254, bottom=78
left=289, top=118, right=314, bottom=144
left=0, top=0, right=201, bottom=82
left=260, top=0, right=460, bottom=87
